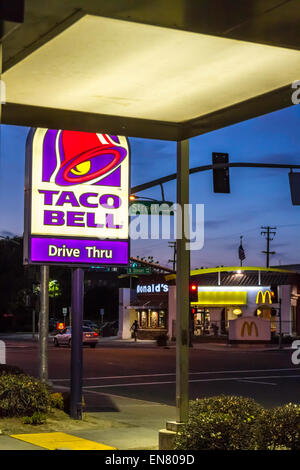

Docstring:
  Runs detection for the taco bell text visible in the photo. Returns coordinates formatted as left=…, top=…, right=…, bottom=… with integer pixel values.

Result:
left=39, top=189, right=123, bottom=229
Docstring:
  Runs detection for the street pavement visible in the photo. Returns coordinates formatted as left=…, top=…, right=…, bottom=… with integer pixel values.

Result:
left=1, top=334, right=300, bottom=450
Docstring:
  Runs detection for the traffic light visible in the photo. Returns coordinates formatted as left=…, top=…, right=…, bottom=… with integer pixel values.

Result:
left=189, top=283, right=198, bottom=304
left=270, top=285, right=279, bottom=303
left=212, top=152, right=230, bottom=193
left=289, top=172, right=300, bottom=205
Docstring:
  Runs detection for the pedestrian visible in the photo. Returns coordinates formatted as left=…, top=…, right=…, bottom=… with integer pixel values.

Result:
left=131, top=320, right=139, bottom=342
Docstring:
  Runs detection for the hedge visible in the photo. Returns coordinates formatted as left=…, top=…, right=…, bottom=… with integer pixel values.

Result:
left=0, top=364, right=24, bottom=376
left=0, top=373, right=51, bottom=417
left=174, top=395, right=300, bottom=450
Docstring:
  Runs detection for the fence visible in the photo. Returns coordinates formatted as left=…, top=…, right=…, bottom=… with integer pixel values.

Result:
left=192, top=319, right=298, bottom=338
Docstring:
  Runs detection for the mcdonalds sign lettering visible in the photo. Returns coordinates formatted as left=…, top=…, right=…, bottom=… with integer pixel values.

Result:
left=24, top=128, right=129, bottom=265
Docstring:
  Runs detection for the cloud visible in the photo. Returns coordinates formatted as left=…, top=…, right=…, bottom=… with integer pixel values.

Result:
left=204, top=219, right=228, bottom=229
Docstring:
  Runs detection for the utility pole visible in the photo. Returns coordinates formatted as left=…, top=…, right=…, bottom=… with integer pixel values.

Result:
left=39, top=265, right=49, bottom=383
left=278, top=298, right=282, bottom=350
left=261, top=226, right=276, bottom=268
left=168, top=241, right=176, bottom=271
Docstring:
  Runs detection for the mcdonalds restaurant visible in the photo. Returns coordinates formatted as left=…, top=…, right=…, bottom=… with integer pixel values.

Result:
left=119, top=266, right=300, bottom=342
left=166, top=266, right=300, bottom=342
left=118, top=274, right=169, bottom=340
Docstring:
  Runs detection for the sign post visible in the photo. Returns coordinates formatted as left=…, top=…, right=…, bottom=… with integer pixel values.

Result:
left=32, top=308, right=35, bottom=340
left=70, top=268, right=84, bottom=420
left=100, top=308, right=105, bottom=324
left=24, top=129, right=130, bottom=419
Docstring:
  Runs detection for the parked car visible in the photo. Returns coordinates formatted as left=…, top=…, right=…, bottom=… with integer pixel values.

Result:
left=99, top=320, right=118, bottom=337
left=49, top=318, right=57, bottom=332
left=53, top=326, right=99, bottom=348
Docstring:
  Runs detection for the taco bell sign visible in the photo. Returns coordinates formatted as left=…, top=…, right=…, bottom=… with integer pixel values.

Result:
left=24, top=128, right=129, bottom=266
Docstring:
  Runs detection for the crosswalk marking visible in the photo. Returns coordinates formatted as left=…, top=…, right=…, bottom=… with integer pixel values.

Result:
left=10, top=432, right=116, bottom=451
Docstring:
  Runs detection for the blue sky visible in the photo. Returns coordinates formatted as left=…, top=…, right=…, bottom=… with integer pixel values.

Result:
left=1, top=103, right=300, bottom=269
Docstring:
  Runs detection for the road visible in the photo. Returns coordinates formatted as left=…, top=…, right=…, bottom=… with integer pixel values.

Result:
left=4, top=338, right=300, bottom=411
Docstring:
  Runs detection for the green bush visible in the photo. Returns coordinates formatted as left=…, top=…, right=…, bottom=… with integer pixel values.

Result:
left=23, top=412, right=47, bottom=425
left=156, top=334, right=168, bottom=347
left=50, top=392, right=64, bottom=410
left=174, top=396, right=300, bottom=450
left=174, top=396, right=262, bottom=450
left=255, top=403, right=300, bottom=450
left=0, top=373, right=51, bottom=417
left=270, top=334, right=300, bottom=345
left=188, top=395, right=262, bottom=421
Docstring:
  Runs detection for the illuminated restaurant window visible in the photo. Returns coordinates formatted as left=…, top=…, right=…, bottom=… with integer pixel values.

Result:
left=150, top=311, right=159, bottom=328
left=137, top=309, right=166, bottom=329
left=158, top=311, right=165, bottom=328
left=140, top=310, right=147, bottom=328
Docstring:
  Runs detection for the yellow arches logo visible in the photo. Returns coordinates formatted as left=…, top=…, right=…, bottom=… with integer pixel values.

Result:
left=256, top=290, right=272, bottom=305
left=241, top=321, right=258, bottom=337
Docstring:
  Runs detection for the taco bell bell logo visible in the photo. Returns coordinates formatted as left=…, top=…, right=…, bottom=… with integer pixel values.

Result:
left=42, top=130, right=128, bottom=187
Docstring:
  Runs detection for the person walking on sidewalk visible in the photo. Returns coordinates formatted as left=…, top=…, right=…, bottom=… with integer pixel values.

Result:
left=131, top=320, right=139, bottom=342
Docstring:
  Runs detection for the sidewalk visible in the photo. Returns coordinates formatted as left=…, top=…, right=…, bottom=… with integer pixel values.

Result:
left=0, top=394, right=176, bottom=450
left=190, top=342, right=292, bottom=352
left=0, top=333, right=157, bottom=347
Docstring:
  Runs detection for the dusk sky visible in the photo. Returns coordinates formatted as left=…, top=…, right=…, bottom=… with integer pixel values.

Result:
left=1, top=103, right=300, bottom=270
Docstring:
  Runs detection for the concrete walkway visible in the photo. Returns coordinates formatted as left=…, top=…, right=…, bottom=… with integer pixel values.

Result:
left=0, top=394, right=176, bottom=450
left=0, top=333, right=157, bottom=346
left=0, top=333, right=292, bottom=351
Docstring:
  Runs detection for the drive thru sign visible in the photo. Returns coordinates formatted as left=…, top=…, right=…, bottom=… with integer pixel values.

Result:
left=24, top=129, right=130, bottom=266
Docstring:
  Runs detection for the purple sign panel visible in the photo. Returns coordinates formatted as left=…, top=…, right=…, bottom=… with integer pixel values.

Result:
left=30, top=237, right=128, bottom=265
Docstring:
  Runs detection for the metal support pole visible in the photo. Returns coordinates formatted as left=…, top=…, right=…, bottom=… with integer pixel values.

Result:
left=32, top=309, right=35, bottom=340
left=39, top=265, right=49, bottom=383
left=279, top=298, right=282, bottom=350
left=70, top=268, right=84, bottom=420
left=176, top=139, right=190, bottom=424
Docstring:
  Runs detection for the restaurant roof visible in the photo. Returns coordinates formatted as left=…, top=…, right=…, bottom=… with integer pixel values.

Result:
left=166, top=266, right=299, bottom=286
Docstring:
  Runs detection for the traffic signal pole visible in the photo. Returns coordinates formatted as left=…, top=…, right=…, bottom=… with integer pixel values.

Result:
left=131, top=162, right=300, bottom=194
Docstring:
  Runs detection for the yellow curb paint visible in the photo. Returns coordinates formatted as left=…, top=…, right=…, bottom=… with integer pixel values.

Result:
left=10, top=432, right=116, bottom=450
